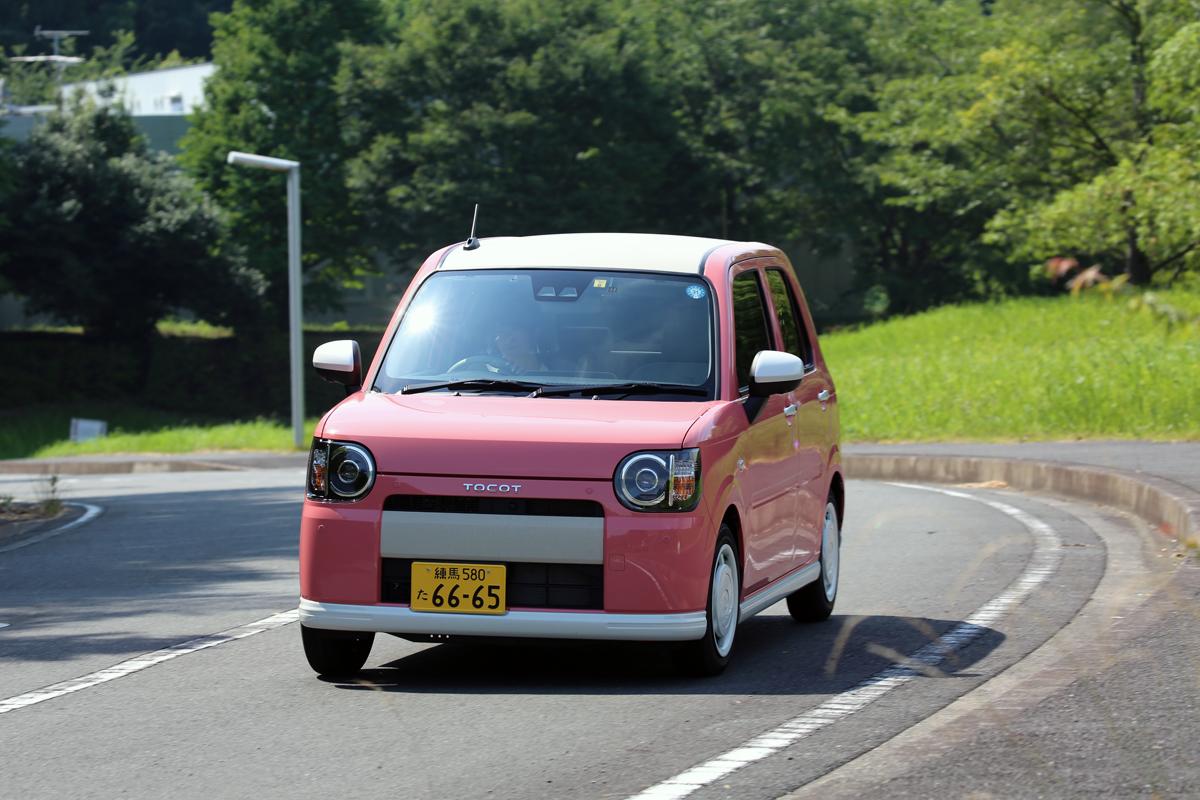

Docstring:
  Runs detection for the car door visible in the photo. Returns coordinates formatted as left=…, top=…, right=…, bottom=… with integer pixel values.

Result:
left=730, top=267, right=799, bottom=594
left=765, top=267, right=830, bottom=565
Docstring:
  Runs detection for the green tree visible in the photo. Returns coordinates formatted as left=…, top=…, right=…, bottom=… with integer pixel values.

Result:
left=651, top=0, right=874, bottom=245
left=855, top=0, right=1200, bottom=287
left=0, top=99, right=262, bottom=341
left=180, top=0, right=381, bottom=326
left=336, top=0, right=707, bottom=262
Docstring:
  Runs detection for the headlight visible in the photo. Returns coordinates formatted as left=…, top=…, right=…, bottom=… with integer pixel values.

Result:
left=614, top=448, right=701, bottom=512
left=308, top=438, right=376, bottom=500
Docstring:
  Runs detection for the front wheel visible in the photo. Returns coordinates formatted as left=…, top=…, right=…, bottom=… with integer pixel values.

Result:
left=677, top=526, right=741, bottom=676
left=301, top=625, right=375, bottom=677
left=787, top=500, right=840, bottom=622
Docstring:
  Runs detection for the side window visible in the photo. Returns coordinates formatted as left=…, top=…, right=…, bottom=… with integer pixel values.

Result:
left=731, top=271, right=773, bottom=391
left=766, top=269, right=813, bottom=368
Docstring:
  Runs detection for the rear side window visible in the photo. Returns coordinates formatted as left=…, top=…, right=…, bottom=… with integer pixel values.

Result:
left=731, top=271, right=773, bottom=391
left=766, top=269, right=813, bottom=368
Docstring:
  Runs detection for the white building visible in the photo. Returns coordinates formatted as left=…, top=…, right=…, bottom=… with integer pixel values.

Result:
left=60, top=62, right=214, bottom=116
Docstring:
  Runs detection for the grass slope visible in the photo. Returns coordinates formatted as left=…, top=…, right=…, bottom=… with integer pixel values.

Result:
left=821, top=292, right=1200, bottom=442
left=0, top=404, right=312, bottom=459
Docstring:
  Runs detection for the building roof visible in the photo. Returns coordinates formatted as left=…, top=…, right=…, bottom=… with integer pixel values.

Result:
left=438, top=233, right=739, bottom=274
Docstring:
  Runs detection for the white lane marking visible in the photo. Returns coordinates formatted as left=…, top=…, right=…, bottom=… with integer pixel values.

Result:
left=0, top=609, right=299, bottom=715
left=0, top=503, right=104, bottom=554
left=626, top=483, right=1062, bottom=800
left=0, top=623, right=9, bottom=629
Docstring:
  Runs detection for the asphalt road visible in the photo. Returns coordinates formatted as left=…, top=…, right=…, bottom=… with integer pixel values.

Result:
left=0, top=469, right=1194, bottom=799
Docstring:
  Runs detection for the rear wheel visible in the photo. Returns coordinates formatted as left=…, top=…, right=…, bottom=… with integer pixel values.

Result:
left=301, top=625, right=375, bottom=677
left=787, top=500, right=840, bottom=622
left=677, top=526, right=740, bottom=676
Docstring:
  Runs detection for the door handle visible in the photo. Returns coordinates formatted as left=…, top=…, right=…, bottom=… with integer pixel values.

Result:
left=783, top=403, right=797, bottom=417
left=817, top=389, right=831, bottom=403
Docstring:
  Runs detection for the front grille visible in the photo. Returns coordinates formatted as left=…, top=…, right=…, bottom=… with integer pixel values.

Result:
left=384, top=495, right=603, bottom=518
left=382, top=557, right=603, bottom=610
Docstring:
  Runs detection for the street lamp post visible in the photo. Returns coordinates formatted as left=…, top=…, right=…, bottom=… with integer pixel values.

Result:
left=226, top=151, right=305, bottom=449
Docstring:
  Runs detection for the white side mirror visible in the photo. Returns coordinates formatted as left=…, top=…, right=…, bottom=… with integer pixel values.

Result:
left=749, top=350, right=805, bottom=397
left=313, top=340, right=362, bottom=392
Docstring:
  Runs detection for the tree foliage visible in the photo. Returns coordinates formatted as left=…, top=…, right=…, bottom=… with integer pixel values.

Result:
left=0, top=100, right=262, bottom=341
left=337, top=0, right=909, bottom=282
left=180, top=0, right=381, bottom=324
left=336, top=0, right=709, bottom=257
left=854, top=0, right=1200, bottom=287
left=7, top=0, right=1198, bottom=328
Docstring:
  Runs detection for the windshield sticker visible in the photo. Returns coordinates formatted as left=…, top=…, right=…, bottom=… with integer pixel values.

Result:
left=593, top=278, right=608, bottom=288
left=686, top=284, right=707, bottom=300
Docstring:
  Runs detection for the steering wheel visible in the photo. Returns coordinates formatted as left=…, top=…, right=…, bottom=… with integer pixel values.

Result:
left=446, top=355, right=513, bottom=375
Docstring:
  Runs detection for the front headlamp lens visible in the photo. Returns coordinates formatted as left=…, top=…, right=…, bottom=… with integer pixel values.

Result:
left=307, top=439, right=375, bottom=501
left=619, top=453, right=668, bottom=507
left=634, top=467, right=662, bottom=494
left=615, top=449, right=701, bottom=512
left=329, top=444, right=374, bottom=498
left=337, top=459, right=360, bottom=483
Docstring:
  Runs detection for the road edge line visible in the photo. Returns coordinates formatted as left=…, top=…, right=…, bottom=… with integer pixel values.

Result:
left=623, top=483, right=1063, bottom=800
left=0, top=609, right=299, bottom=715
left=0, top=502, right=104, bottom=555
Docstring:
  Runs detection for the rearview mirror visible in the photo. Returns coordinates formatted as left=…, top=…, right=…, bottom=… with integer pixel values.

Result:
left=313, top=340, right=362, bottom=394
left=749, top=350, right=805, bottom=397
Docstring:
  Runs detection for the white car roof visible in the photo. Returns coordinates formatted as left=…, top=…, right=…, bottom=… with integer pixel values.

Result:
left=438, top=233, right=739, bottom=274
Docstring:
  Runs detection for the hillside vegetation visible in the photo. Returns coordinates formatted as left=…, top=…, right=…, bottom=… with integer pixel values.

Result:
left=821, top=292, right=1200, bottom=442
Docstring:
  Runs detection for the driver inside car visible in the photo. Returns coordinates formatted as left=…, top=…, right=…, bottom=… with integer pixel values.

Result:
left=448, top=315, right=549, bottom=375
left=493, top=318, right=548, bottom=374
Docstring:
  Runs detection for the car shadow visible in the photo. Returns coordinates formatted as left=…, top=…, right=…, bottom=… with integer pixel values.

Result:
left=326, top=612, right=1004, bottom=695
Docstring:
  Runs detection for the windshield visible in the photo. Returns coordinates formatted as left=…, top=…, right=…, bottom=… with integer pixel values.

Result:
left=373, top=269, right=716, bottom=399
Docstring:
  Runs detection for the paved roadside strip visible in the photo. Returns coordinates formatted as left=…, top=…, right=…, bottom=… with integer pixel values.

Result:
left=844, top=444, right=1200, bottom=551
left=781, top=495, right=1199, bottom=799
left=0, top=451, right=308, bottom=476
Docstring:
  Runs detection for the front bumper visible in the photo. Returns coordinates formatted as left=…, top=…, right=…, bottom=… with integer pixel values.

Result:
left=301, top=474, right=718, bottom=614
left=299, top=598, right=707, bottom=641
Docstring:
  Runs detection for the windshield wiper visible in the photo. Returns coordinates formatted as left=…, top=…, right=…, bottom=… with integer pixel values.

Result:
left=531, top=382, right=710, bottom=398
left=399, top=378, right=545, bottom=395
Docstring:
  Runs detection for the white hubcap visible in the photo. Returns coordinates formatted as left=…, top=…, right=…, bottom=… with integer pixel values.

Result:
left=711, top=543, right=739, bottom=657
left=821, top=503, right=840, bottom=602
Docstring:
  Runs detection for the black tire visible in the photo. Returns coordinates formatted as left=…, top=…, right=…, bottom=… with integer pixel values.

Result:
left=301, top=625, right=375, bottom=677
left=787, top=500, right=840, bottom=623
left=677, top=526, right=741, bottom=677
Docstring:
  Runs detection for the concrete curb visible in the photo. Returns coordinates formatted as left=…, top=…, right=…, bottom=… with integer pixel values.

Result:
left=844, top=453, right=1200, bottom=550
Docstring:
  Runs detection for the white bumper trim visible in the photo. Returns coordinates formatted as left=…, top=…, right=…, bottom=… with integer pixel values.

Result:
left=299, top=599, right=707, bottom=641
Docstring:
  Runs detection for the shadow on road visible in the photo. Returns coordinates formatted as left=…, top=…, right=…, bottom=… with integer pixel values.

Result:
left=329, top=612, right=1003, bottom=695
left=0, top=486, right=299, bottom=664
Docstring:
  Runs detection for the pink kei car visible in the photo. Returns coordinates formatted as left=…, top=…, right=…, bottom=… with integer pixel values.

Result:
left=299, top=233, right=843, bottom=676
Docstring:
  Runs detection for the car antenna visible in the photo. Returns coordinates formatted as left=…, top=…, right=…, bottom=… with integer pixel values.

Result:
left=463, top=204, right=481, bottom=250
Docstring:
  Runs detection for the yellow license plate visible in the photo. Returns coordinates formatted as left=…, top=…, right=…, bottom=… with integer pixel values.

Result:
left=410, top=562, right=506, bottom=615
